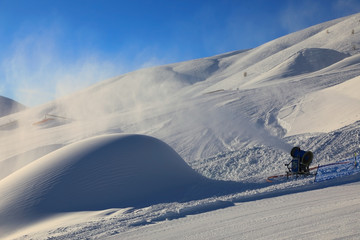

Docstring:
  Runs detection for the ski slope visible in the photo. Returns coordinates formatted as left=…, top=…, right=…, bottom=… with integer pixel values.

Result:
left=109, top=180, right=360, bottom=240
left=1, top=13, right=360, bottom=239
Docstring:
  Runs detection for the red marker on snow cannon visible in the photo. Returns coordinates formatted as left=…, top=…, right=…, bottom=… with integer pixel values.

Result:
left=287, top=147, right=313, bottom=174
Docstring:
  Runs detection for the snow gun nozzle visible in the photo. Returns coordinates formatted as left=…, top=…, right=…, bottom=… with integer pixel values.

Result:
left=290, top=146, right=313, bottom=167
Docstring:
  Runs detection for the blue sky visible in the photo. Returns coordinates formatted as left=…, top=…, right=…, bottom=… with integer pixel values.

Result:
left=1, top=0, right=360, bottom=106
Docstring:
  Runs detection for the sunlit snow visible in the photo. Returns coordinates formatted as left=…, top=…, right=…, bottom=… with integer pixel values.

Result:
left=1, top=13, right=360, bottom=239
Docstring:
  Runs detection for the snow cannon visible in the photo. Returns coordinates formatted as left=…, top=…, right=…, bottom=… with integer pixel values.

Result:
left=288, top=147, right=313, bottom=174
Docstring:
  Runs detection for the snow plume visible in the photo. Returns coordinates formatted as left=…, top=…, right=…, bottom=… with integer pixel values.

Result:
left=280, top=0, right=322, bottom=33
left=250, top=120, right=292, bottom=153
left=171, top=96, right=292, bottom=156
left=333, top=0, right=360, bottom=16
left=0, top=22, right=181, bottom=109
left=214, top=106, right=292, bottom=153
left=52, top=66, right=187, bottom=121
left=1, top=25, right=122, bottom=107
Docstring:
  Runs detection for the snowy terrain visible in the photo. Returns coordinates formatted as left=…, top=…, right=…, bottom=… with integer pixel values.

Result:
left=1, top=13, right=360, bottom=239
left=0, top=96, right=25, bottom=118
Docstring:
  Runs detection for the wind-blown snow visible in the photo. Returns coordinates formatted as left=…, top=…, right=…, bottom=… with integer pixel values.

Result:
left=1, top=13, right=360, bottom=240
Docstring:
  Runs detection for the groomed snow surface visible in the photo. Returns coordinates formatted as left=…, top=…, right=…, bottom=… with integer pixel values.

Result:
left=1, top=13, right=360, bottom=239
left=111, top=181, right=360, bottom=240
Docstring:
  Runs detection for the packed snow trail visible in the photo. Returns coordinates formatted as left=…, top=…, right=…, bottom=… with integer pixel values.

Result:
left=108, top=181, right=360, bottom=240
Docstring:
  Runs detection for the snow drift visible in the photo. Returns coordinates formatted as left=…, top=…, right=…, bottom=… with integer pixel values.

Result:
left=0, top=134, right=204, bottom=236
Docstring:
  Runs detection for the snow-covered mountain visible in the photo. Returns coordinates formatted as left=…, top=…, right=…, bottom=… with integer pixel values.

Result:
left=1, top=13, right=360, bottom=239
left=0, top=96, right=25, bottom=118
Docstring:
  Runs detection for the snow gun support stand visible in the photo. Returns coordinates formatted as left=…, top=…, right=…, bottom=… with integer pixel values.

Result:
left=285, top=147, right=314, bottom=179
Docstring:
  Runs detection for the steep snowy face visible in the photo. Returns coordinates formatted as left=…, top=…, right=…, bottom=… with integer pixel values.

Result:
left=0, top=96, right=26, bottom=117
left=274, top=48, right=349, bottom=78
left=0, top=134, right=204, bottom=236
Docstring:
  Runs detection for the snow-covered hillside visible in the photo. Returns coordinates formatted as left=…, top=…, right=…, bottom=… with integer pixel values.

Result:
left=1, top=13, right=360, bottom=239
left=0, top=96, right=25, bottom=118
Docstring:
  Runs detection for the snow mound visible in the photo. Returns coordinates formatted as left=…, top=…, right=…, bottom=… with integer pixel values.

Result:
left=0, top=96, right=26, bottom=118
left=0, top=134, right=204, bottom=235
left=0, top=144, right=64, bottom=181
left=273, top=48, right=349, bottom=78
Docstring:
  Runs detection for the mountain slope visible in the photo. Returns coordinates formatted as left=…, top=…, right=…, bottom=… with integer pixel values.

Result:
left=0, top=14, right=359, bottom=175
left=1, top=13, right=360, bottom=239
left=0, top=96, right=26, bottom=118
left=267, top=48, right=349, bottom=78
left=279, top=75, right=360, bottom=136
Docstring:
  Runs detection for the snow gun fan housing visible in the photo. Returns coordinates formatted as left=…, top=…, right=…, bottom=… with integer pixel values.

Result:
left=289, top=147, right=313, bottom=174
